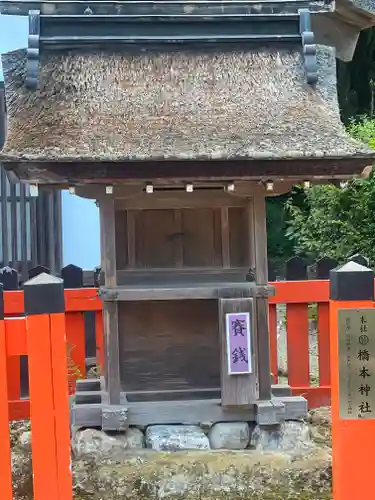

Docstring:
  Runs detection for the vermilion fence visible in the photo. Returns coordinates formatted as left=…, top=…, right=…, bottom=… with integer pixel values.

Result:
left=4, top=279, right=333, bottom=421
left=5, top=288, right=103, bottom=420
left=269, top=280, right=331, bottom=409
left=1, top=279, right=72, bottom=500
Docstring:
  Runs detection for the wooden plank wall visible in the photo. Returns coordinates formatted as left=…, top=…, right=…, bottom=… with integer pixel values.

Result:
left=118, top=300, right=220, bottom=397
left=0, top=168, right=62, bottom=278
left=115, top=207, right=248, bottom=269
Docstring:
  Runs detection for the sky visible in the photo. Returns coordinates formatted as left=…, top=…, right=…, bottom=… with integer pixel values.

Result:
left=0, top=14, right=101, bottom=269
left=0, top=14, right=28, bottom=79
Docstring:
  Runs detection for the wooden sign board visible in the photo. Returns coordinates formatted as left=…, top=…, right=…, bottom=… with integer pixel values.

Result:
left=225, top=312, right=253, bottom=375
left=338, top=308, right=375, bottom=420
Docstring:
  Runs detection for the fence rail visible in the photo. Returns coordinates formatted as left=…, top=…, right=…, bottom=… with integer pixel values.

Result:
left=269, top=280, right=331, bottom=408
left=2, top=274, right=337, bottom=420
left=5, top=287, right=103, bottom=420
left=0, top=278, right=72, bottom=500
left=3, top=254, right=370, bottom=420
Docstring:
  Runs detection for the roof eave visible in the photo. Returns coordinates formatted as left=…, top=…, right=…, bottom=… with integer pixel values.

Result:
left=2, top=156, right=373, bottom=185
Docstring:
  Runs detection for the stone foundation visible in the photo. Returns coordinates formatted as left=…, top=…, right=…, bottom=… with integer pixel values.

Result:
left=72, top=420, right=312, bottom=459
left=11, top=408, right=332, bottom=500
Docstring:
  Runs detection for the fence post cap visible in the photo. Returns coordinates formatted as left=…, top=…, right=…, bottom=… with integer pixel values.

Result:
left=24, top=273, right=65, bottom=315
left=330, top=260, right=374, bottom=301
left=333, top=261, right=372, bottom=274
left=0, top=266, right=19, bottom=290
left=24, top=272, right=63, bottom=287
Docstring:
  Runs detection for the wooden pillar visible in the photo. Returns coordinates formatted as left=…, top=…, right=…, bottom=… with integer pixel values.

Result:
left=99, top=197, right=121, bottom=405
left=219, top=294, right=258, bottom=406
left=250, top=195, right=272, bottom=401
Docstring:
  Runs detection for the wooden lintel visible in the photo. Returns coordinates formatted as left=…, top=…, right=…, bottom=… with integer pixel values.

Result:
left=100, top=284, right=274, bottom=302
left=75, top=179, right=296, bottom=201
left=117, top=267, right=249, bottom=285
left=115, top=192, right=249, bottom=210
left=5, top=157, right=371, bottom=185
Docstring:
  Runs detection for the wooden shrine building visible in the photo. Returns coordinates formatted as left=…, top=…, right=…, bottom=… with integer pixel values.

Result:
left=1, top=0, right=375, bottom=430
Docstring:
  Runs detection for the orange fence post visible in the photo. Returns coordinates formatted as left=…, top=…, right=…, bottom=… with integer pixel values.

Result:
left=24, top=273, right=72, bottom=500
left=286, top=302, right=310, bottom=388
left=329, top=261, right=375, bottom=500
left=0, top=285, right=13, bottom=500
left=268, top=304, right=278, bottom=384
left=6, top=318, right=30, bottom=421
left=65, top=311, right=86, bottom=392
left=317, top=302, right=331, bottom=387
left=7, top=356, right=21, bottom=402
left=50, top=311, right=73, bottom=500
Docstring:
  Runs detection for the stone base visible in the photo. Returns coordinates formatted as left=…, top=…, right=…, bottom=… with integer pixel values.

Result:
left=71, top=420, right=314, bottom=457
left=71, top=379, right=307, bottom=431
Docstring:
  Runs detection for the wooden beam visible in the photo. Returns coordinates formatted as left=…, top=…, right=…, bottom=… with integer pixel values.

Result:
left=117, top=267, right=249, bottom=285
left=174, top=209, right=184, bottom=267
left=220, top=207, right=230, bottom=268
left=251, top=194, right=272, bottom=401
left=101, top=283, right=274, bottom=302
left=126, top=210, right=136, bottom=268
left=71, top=395, right=307, bottom=428
left=76, top=180, right=296, bottom=201
left=11, top=157, right=370, bottom=185
left=115, top=192, right=248, bottom=210
left=252, top=195, right=268, bottom=285
left=99, top=197, right=121, bottom=405
left=101, top=197, right=117, bottom=288
left=247, top=199, right=256, bottom=269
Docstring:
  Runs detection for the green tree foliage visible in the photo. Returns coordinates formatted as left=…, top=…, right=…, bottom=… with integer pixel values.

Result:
left=266, top=27, right=375, bottom=268
left=285, top=118, right=375, bottom=264
left=266, top=195, right=295, bottom=273
left=267, top=189, right=307, bottom=273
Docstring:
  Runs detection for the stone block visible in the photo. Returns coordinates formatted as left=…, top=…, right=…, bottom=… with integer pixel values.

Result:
left=117, top=428, right=145, bottom=449
left=18, top=430, right=32, bottom=452
left=145, top=425, right=210, bottom=451
left=72, top=428, right=146, bottom=460
left=250, top=421, right=313, bottom=452
left=72, top=429, right=125, bottom=459
left=208, top=422, right=250, bottom=450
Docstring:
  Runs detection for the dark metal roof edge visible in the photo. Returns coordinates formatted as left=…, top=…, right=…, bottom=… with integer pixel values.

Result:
left=23, top=7, right=318, bottom=88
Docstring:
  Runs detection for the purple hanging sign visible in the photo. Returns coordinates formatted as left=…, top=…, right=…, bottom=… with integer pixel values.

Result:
left=226, top=312, right=252, bottom=375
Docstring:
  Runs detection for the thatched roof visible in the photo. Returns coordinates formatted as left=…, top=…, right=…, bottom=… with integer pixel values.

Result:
left=1, top=45, right=374, bottom=164
left=0, top=82, right=5, bottom=150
